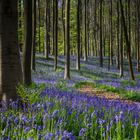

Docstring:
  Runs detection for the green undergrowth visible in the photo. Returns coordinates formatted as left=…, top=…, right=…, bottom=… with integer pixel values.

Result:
left=56, top=79, right=67, bottom=91
left=120, top=80, right=137, bottom=87
left=74, top=81, right=140, bottom=102
left=17, top=83, right=46, bottom=104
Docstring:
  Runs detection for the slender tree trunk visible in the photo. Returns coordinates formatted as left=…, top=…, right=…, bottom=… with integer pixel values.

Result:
left=23, top=0, right=33, bottom=85
left=109, top=0, right=113, bottom=66
left=128, top=0, right=131, bottom=55
left=32, top=0, right=36, bottom=70
left=62, top=0, right=65, bottom=56
left=120, top=0, right=135, bottom=80
left=87, top=0, right=90, bottom=56
left=54, top=0, right=58, bottom=71
left=45, top=0, right=49, bottom=59
left=137, top=0, right=140, bottom=72
left=0, top=0, right=23, bottom=102
left=84, top=0, right=87, bottom=61
left=76, top=0, right=81, bottom=70
left=117, top=1, right=120, bottom=69
left=38, top=0, right=41, bottom=53
left=45, top=0, right=50, bottom=59
left=99, top=0, right=103, bottom=67
left=120, top=11, right=124, bottom=77
left=18, top=0, right=23, bottom=52
left=47, top=0, right=51, bottom=55
left=52, top=0, right=55, bottom=55
left=64, top=0, right=70, bottom=79
left=94, top=0, right=97, bottom=57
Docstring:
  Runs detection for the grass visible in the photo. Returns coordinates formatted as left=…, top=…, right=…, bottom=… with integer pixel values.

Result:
left=120, top=80, right=137, bottom=87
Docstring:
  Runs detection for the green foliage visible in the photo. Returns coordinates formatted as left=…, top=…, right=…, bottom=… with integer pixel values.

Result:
left=36, top=26, right=45, bottom=52
left=17, top=83, right=46, bottom=104
left=124, top=91, right=140, bottom=102
left=121, top=80, right=136, bottom=87
left=80, top=71, right=101, bottom=80
left=56, top=79, right=67, bottom=91
left=74, top=81, right=95, bottom=89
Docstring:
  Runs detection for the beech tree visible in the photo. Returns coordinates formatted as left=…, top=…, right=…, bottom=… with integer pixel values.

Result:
left=0, top=0, right=22, bottom=102
left=99, top=0, right=103, bottom=67
left=54, top=0, right=58, bottom=71
left=120, top=0, right=134, bottom=80
left=76, top=0, right=81, bottom=70
left=64, top=0, right=70, bottom=79
left=32, top=0, right=36, bottom=70
left=23, top=0, right=33, bottom=85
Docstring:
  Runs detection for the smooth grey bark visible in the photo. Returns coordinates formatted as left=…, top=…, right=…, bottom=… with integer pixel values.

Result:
left=99, top=0, right=103, bottom=67
left=52, top=0, right=55, bottom=55
left=62, top=0, right=65, bottom=56
left=136, top=0, right=140, bottom=72
left=76, top=0, right=81, bottom=70
left=45, top=0, right=50, bottom=59
left=0, top=0, right=22, bottom=102
left=38, top=0, right=41, bottom=52
left=117, top=1, right=120, bottom=69
left=94, top=0, right=97, bottom=57
left=109, top=0, right=113, bottom=66
left=64, top=0, right=70, bottom=79
left=32, top=0, right=36, bottom=71
left=84, top=0, right=87, bottom=61
left=120, top=11, right=124, bottom=78
left=54, top=0, right=58, bottom=71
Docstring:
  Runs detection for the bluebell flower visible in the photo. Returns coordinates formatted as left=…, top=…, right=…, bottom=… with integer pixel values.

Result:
left=115, top=115, right=119, bottom=123
left=14, top=117, right=19, bottom=125
left=132, top=122, right=139, bottom=127
left=44, top=133, right=54, bottom=140
left=38, top=133, right=41, bottom=140
left=79, top=128, right=86, bottom=136
left=37, top=125, right=43, bottom=131
left=52, top=110, right=59, bottom=117
left=27, top=138, right=33, bottom=140
left=24, top=127, right=30, bottom=133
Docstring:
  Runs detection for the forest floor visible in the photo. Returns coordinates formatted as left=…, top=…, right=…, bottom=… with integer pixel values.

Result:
left=34, top=54, right=140, bottom=104
left=1, top=55, right=140, bottom=139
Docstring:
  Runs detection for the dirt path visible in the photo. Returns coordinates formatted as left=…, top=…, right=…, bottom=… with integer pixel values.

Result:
left=78, top=85, right=137, bottom=105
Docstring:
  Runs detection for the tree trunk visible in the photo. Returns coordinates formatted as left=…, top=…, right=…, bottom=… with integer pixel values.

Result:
left=38, top=0, right=41, bottom=53
left=120, top=9, right=124, bottom=78
left=45, top=0, right=50, bottom=59
left=23, top=0, right=33, bottom=85
left=84, top=0, right=87, bottom=61
left=18, top=0, right=23, bottom=52
left=54, top=0, right=58, bottom=71
left=120, top=0, right=135, bottom=80
left=62, top=0, right=66, bottom=56
left=32, top=0, right=36, bottom=71
left=137, top=0, right=140, bottom=72
left=76, top=0, right=81, bottom=70
left=64, top=0, right=70, bottom=79
left=109, top=0, right=113, bottom=66
left=0, top=0, right=23, bottom=102
left=99, top=0, right=103, bottom=67
left=52, top=0, right=55, bottom=55
left=94, top=0, right=97, bottom=57
left=117, top=1, right=120, bottom=69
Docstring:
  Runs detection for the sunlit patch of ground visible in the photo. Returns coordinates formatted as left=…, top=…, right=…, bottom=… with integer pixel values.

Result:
left=77, top=85, right=138, bottom=105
